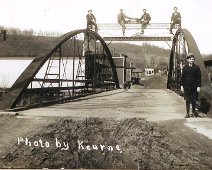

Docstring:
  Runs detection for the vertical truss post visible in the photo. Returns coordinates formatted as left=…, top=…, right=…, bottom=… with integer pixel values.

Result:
left=72, top=36, right=76, bottom=96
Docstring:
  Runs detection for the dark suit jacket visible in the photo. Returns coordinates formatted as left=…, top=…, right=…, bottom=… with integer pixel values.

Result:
left=86, top=14, right=96, bottom=22
left=171, top=12, right=181, bottom=22
left=181, top=64, right=201, bottom=89
left=140, top=13, right=151, bottom=22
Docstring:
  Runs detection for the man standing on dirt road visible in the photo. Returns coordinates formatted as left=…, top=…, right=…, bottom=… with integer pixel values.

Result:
left=181, top=53, right=201, bottom=118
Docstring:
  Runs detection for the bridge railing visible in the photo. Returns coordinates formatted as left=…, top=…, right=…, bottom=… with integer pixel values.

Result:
left=98, top=23, right=170, bottom=30
left=97, top=20, right=179, bottom=30
left=97, top=20, right=179, bottom=38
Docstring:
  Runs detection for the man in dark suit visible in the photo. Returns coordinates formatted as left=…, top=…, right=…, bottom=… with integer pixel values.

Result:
left=117, top=9, right=132, bottom=36
left=86, top=10, right=98, bottom=32
left=169, top=7, right=181, bottom=34
left=181, top=53, right=201, bottom=118
left=139, top=9, right=151, bottom=34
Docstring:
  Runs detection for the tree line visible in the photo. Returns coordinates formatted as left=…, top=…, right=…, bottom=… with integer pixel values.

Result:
left=0, top=25, right=62, bottom=38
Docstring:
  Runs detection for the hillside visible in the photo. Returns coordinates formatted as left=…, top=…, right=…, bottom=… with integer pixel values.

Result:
left=109, top=42, right=169, bottom=56
left=0, top=35, right=57, bottom=57
left=204, top=54, right=212, bottom=61
left=0, top=34, right=170, bottom=68
left=108, top=42, right=170, bottom=68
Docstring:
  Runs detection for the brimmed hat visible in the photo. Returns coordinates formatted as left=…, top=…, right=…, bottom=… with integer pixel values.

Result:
left=88, top=9, right=92, bottom=12
left=186, top=53, right=195, bottom=59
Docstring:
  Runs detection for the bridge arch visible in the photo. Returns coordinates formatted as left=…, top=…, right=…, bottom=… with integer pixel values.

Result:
left=0, top=29, right=119, bottom=110
left=167, top=28, right=210, bottom=91
left=167, top=28, right=211, bottom=107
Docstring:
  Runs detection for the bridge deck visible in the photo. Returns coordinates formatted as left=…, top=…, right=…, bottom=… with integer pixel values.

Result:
left=19, top=88, right=184, bottom=120
left=10, top=86, right=212, bottom=139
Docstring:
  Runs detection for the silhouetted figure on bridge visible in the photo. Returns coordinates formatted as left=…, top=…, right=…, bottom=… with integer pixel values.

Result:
left=123, top=81, right=131, bottom=89
left=86, top=10, right=98, bottom=32
left=117, top=9, right=132, bottom=36
left=169, top=7, right=181, bottom=34
left=139, top=9, right=151, bottom=34
left=181, top=53, right=201, bottom=118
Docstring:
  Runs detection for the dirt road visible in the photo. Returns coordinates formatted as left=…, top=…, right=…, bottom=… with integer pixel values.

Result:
left=0, top=75, right=212, bottom=169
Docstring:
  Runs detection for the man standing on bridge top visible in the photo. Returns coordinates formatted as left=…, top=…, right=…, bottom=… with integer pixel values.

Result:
left=117, top=9, right=132, bottom=36
left=86, top=9, right=98, bottom=32
left=181, top=53, right=201, bottom=118
left=139, top=9, right=151, bottom=34
left=169, top=7, right=181, bottom=34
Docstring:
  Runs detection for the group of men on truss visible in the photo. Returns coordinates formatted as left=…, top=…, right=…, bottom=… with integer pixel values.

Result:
left=86, top=7, right=181, bottom=36
left=117, top=8, right=151, bottom=36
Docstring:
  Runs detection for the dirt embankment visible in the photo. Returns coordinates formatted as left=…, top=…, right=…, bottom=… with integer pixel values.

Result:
left=0, top=116, right=211, bottom=169
left=0, top=75, right=212, bottom=169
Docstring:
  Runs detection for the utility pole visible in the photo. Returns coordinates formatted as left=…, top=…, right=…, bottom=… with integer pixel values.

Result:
left=122, top=54, right=128, bottom=83
left=0, top=30, right=6, bottom=41
left=130, top=62, right=133, bottom=81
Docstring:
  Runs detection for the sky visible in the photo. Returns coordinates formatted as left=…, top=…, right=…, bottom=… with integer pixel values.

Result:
left=0, top=0, right=212, bottom=54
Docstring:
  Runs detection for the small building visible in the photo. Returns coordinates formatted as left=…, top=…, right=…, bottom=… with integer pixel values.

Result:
left=145, top=68, right=154, bottom=76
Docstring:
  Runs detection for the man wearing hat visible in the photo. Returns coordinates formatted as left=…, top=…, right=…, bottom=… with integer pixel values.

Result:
left=117, top=9, right=132, bottom=36
left=181, top=53, right=201, bottom=118
left=86, top=10, right=98, bottom=32
left=169, top=7, right=181, bottom=34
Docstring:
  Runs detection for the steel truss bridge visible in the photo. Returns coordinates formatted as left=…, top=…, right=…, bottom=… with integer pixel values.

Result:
left=167, top=28, right=212, bottom=108
left=0, top=27, right=211, bottom=112
left=0, top=29, right=119, bottom=110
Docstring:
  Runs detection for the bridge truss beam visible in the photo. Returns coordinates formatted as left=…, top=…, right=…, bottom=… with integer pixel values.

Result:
left=103, top=36, right=172, bottom=42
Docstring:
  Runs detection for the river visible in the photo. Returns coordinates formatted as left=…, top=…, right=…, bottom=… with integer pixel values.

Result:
left=0, top=57, right=33, bottom=88
left=0, top=57, right=83, bottom=88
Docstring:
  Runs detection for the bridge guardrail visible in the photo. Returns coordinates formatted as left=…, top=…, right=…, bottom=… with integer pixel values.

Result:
left=98, top=22, right=179, bottom=30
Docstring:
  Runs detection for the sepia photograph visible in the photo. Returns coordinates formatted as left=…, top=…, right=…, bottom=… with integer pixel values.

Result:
left=0, top=0, right=212, bottom=169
